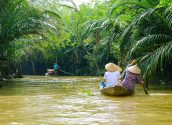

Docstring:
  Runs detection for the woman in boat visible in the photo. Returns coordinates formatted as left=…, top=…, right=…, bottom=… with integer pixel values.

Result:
left=121, top=59, right=137, bottom=79
left=122, top=65, right=144, bottom=92
left=100, top=63, right=122, bottom=89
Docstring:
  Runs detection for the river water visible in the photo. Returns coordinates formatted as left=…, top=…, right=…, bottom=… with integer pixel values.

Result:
left=0, top=76, right=172, bottom=125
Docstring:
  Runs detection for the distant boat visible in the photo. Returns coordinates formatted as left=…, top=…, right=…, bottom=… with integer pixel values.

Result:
left=100, top=86, right=133, bottom=96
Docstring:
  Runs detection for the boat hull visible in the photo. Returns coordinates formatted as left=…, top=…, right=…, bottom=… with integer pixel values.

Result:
left=100, top=86, right=133, bottom=96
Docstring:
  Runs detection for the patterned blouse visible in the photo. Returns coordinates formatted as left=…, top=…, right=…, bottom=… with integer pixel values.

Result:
left=122, top=70, right=142, bottom=91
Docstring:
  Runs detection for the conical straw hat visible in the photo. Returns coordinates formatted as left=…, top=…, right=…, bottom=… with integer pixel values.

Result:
left=105, top=63, right=122, bottom=72
left=127, top=65, right=141, bottom=74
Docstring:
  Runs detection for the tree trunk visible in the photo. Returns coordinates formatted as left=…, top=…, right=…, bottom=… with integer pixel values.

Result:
left=95, top=63, right=100, bottom=75
left=55, top=57, right=57, bottom=64
left=31, top=60, right=35, bottom=75
left=0, top=56, right=10, bottom=79
left=0, top=72, right=2, bottom=81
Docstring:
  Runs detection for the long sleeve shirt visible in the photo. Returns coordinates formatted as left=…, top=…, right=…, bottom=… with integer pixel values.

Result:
left=122, top=70, right=142, bottom=91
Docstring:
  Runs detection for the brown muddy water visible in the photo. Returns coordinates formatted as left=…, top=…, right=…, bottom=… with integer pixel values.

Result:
left=0, top=76, right=172, bottom=125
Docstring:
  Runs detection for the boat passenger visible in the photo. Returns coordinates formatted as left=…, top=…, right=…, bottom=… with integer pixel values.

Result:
left=53, top=63, right=61, bottom=75
left=122, top=65, right=144, bottom=92
left=100, top=63, right=122, bottom=89
left=121, top=59, right=137, bottom=79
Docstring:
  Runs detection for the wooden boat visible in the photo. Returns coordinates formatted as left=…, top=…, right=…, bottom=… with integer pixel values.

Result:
left=100, top=85, right=133, bottom=96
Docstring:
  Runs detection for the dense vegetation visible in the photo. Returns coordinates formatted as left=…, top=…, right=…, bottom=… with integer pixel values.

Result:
left=0, top=0, right=172, bottom=84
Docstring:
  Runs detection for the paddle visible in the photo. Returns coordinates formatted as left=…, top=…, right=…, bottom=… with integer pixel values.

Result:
left=59, top=69, right=75, bottom=76
left=143, top=84, right=148, bottom=95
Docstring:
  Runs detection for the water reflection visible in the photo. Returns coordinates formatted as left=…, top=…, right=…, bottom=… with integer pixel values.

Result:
left=0, top=76, right=172, bottom=125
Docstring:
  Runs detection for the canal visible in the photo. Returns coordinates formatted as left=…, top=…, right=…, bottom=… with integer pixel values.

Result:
left=0, top=76, right=172, bottom=125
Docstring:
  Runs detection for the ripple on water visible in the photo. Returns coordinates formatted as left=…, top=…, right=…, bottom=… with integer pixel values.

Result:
left=1, top=76, right=172, bottom=125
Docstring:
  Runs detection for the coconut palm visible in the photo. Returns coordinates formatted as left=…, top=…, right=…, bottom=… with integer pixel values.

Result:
left=109, top=0, right=160, bottom=59
left=0, top=0, right=44, bottom=54
left=129, top=7, right=172, bottom=80
left=80, top=17, right=124, bottom=74
left=111, top=0, right=172, bottom=81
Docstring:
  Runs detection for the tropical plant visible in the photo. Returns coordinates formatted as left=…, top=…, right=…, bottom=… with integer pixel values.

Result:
left=0, top=0, right=45, bottom=54
left=111, top=0, right=172, bottom=81
left=129, top=7, right=172, bottom=81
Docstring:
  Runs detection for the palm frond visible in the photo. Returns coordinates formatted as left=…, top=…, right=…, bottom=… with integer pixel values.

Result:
left=44, top=10, right=61, bottom=19
left=120, top=8, right=157, bottom=54
left=130, top=34, right=172, bottom=58
left=141, top=41, right=172, bottom=79
left=109, top=0, right=148, bottom=16
left=81, top=19, right=103, bottom=38
left=165, top=11, right=172, bottom=32
left=0, top=0, right=57, bottom=52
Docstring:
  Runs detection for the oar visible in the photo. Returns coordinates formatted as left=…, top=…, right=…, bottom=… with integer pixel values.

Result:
left=143, top=84, right=148, bottom=95
left=59, top=69, right=75, bottom=76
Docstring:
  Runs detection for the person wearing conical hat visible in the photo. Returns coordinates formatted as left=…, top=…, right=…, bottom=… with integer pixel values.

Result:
left=122, top=65, right=144, bottom=92
left=100, top=63, right=122, bottom=89
left=121, top=59, right=137, bottom=79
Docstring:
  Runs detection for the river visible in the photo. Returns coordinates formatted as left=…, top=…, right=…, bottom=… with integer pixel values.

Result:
left=0, top=76, right=172, bottom=125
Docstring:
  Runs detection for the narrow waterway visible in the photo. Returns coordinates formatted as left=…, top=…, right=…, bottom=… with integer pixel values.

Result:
left=0, top=76, right=172, bottom=125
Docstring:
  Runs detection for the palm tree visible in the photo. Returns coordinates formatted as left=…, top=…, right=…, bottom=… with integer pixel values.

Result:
left=0, top=0, right=61, bottom=77
left=81, top=17, right=123, bottom=74
left=111, top=0, right=172, bottom=82
left=109, top=0, right=160, bottom=61
left=0, top=0, right=44, bottom=54
left=129, top=7, right=172, bottom=81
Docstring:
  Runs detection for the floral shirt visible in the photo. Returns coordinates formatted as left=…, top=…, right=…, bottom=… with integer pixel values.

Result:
left=122, top=70, right=142, bottom=91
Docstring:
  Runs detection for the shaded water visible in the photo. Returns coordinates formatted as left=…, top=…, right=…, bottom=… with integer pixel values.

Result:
left=0, top=76, right=172, bottom=125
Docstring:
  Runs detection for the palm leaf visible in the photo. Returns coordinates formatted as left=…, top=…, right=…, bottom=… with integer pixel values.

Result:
left=130, top=34, right=172, bottom=58
left=109, top=0, right=148, bottom=16
left=165, top=12, right=172, bottom=31
left=141, top=41, right=172, bottom=79
left=120, top=8, right=157, bottom=53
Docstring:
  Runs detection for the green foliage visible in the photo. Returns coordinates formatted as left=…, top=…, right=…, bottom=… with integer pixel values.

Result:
left=0, top=0, right=44, bottom=52
left=1, top=0, right=171, bottom=82
left=129, top=7, right=172, bottom=80
left=158, top=0, right=172, bottom=7
left=115, top=0, right=172, bottom=81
